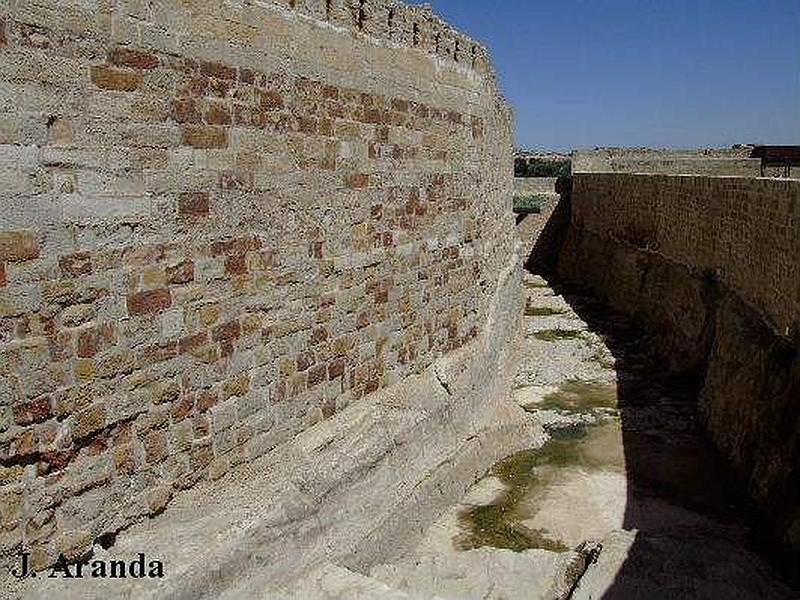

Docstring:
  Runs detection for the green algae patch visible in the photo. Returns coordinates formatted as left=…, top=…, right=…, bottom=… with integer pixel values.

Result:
left=455, top=447, right=570, bottom=553
left=533, top=328, right=582, bottom=342
left=524, top=305, right=568, bottom=317
left=455, top=422, right=625, bottom=554
left=523, top=279, right=549, bottom=289
left=539, top=380, right=618, bottom=413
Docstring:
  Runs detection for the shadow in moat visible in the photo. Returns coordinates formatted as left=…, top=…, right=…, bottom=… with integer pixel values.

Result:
left=516, top=191, right=797, bottom=597
left=548, top=280, right=770, bottom=592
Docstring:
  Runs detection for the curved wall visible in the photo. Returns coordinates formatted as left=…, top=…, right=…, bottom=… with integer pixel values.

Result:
left=0, top=0, right=515, bottom=567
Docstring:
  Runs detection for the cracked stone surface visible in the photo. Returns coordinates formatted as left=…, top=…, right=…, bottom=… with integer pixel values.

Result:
left=361, top=272, right=796, bottom=600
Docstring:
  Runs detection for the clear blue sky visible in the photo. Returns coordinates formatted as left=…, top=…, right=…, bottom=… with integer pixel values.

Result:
left=409, top=0, right=800, bottom=151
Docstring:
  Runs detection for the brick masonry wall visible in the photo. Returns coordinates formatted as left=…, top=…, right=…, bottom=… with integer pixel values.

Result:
left=0, top=0, right=514, bottom=567
left=566, top=174, right=799, bottom=334
left=557, top=172, right=800, bottom=554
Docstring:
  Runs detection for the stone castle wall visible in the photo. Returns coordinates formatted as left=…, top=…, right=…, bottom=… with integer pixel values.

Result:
left=0, top=0, right=515, bottom=567
left=513, top=177, right=558, bottom=197
left=557, top=172, right=800, bottom=554
left=571, top=148, right=766, bottom=177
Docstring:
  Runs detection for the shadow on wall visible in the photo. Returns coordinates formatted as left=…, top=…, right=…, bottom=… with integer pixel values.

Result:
left=518, top=176, right=572, bottom=275
left=518, top=177, right=800, bottom=594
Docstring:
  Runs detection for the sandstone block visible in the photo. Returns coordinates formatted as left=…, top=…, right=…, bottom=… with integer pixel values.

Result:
left=172, top=97, right=202, bottom=124
left=178, top=191, right=210, bottom=218
left=182, top=125, right=228, bottom=149
left=91, top=65, right=142, bottom=91
left=109, top=47, right=160, bottom=70
left=144, top=430, right=168, bottom=464
left=127, top=288, right=172, bottom=316
left=165, top=259, right=194, bottom=284
left=72, top=403, right=106, bottom=440
left=0, top=231, right=39, bottom=262
left=58, top=252, right=92, bottom=277
left=346, top=173, right=370, bottom=189
left=12, top=396, right=53, bottom=426
left=200, top=61, right=237, bottom=80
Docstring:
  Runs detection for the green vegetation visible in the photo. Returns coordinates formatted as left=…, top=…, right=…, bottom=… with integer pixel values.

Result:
left=515, top=157, right=571, bottom=178
left=513, top=193, right=548, bottom=214
left=539, top=380, right=618, bottom=412
left=456, top=425, right=612, bottom=553
left=533, top=328, right=582, bottom=342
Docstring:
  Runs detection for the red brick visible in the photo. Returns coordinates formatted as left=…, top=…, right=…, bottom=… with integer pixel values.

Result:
left=193, top=414, right=210, bottom=437
left=13, top=397, right=53, bottom=426
left=171, top=394, right=194, bottom=422
left=308, top=364, right=326, bottom=388
left=167, top=259, right=194, bottom=284
left=196, top=390, right=218, bottom=413
left=205, top=102, right=231, bottom=125
left=212, top=321, right=240, bottom=343
left=77, top=329, right=99, bottom=358
left=144, top=430, right=168, bottom=464
left=91, top=65, right=142, bottom=91
left=209, top=236, right=260, bottom=257
left=0, top=263, right=5, bottom=287
left=319, top=118, right=334, bottom=137
left=138, top=341, right=178, bottom=365
left=109, top=47, right=160, bottom=70
left=172, top=98, right=201, bottom=124
left=127, top=288, right=172, bottom=316
left=59, top=252, right=92, bottom=277
left=184, top=76, right=209, bottom=98
left=311, top=326, right=328, bottom=345
left=298, top=116, right=317, bottom=134
left=259, top=89, right=284, bottom=110
left=178, top=192, right=210, bottom=218
left=346, top=173, right=370, bottom=189
left=296, top=352, right=315, bottom=372
left=225, top=254, right=247, bottom=276
left=309, top=241, right=323, bottom=259
left=200, top=61, right=237, bottom=80
left=182, top=125, right=228, bottom=149
left=0, top=231, right=39, bottom=262
left=39, top=449, right=75, bottom=475
left=179, top=332, right=207, bottom=354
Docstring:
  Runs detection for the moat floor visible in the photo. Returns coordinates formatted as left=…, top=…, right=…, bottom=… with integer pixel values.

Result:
left=351, top=273, right=796, bottom=600
left=10, top=274, right=796, bottom=599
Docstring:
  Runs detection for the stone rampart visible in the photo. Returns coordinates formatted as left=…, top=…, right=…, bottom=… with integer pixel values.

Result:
left=557, top=172, right=800, bottom=555
left=0, top=0, right=515, bottom=568
left=513, top=177, right=558, bottom=197
left=572, top=148, right=765, bottom=177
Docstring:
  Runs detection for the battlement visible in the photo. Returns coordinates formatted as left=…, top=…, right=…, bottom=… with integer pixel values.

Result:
left=271, top=0, right=493, bottom=75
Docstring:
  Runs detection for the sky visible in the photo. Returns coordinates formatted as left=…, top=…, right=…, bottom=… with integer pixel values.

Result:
left=408, top=0, right=800, bottom=151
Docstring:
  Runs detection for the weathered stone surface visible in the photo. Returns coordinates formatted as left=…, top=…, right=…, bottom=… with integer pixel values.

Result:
left=0, top=0, right=513, bottom=578
left=556, top=172, right=800, bottom=561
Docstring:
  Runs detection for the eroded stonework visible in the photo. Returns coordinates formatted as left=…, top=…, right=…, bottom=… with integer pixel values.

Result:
left=0, top=0, right=515, bottom=569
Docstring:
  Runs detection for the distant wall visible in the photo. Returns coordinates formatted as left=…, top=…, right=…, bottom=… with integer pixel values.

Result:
left=0, top=0, right=515, bottom=568
left=572, top=148, right=767, bottom=177
left=557, top=173, right=800, bottom=554
left=514, top=177, right=558, bottom=197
